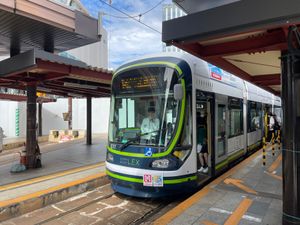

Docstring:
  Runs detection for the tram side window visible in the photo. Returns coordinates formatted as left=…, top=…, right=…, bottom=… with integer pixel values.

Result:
left=228, top=98, right=243, bottom=137
left=248, top=101, right=261, bottom=132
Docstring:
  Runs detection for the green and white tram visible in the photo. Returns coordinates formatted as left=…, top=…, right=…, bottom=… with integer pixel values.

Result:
left=106, top=53, right=281, bottom=197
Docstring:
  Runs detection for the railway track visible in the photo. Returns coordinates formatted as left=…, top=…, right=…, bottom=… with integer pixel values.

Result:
left=2, top=183, right=179, bottom=225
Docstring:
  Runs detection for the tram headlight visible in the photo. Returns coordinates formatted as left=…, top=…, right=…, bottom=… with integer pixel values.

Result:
left=152, top=159, right=170, bottom=169
left=107, top=153, right=114, bottom=162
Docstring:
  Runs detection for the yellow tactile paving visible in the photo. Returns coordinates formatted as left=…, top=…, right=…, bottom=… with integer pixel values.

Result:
left=154, top=149, right=263, bottom=225
left=223, top=198, right=253, bottom=225
left=0, top=172, right=106, bottom=208
left=224, top=178, right=258, bottom=195
left=0, top=162, right=105, bottom=192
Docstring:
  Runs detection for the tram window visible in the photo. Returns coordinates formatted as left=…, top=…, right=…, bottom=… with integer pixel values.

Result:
left=228, top=98, right=243, bottom=137
left=248, top=101, right=261, bottom=132
left=217, top=105, right=226, bottom=157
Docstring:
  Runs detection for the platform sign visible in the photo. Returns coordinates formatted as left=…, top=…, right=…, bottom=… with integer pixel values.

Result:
left=143, top=174, right=164, bottom=187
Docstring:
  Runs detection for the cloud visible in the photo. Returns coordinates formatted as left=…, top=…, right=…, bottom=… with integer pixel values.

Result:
left=80, top=0, right=172, bottom=69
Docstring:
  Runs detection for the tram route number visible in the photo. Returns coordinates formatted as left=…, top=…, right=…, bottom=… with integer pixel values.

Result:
left=143, top=174, right=163, bottom=187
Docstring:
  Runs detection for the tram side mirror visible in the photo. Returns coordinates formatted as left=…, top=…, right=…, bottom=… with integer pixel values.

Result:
left=174, top=84, right=183, bottom=100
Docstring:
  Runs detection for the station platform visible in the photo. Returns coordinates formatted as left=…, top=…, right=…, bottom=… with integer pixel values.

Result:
left=0, top=135, right=109, bottom=222
left=154, top=145, right=282, bottom=225
left=0, top=134, right=107, bottom=186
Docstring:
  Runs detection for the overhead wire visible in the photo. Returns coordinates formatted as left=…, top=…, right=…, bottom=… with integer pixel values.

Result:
left=98, top=0, right=162, bottom=34
left=101, top=0, right=165, bottom=19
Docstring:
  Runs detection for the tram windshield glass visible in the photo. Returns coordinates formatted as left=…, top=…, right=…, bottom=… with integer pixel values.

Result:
left=109, top=66, right=180, bottom=149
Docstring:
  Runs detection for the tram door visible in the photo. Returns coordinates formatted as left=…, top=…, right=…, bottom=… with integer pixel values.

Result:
left=196, top=91, right=212, bottom=176
left=215, top=100, right=228, bottom=171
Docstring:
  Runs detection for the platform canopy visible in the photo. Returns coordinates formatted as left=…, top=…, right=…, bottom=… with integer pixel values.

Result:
left=0, top=49, right=112, bottom=97
left=0, top=92, right=56, bottom=102
left=0, top=0, right=101, bottom=54
left=162, top=0, right=300, bottom=95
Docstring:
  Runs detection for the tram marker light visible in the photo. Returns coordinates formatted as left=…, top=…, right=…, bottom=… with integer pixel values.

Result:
left=152, top=159, right=170, bottom=168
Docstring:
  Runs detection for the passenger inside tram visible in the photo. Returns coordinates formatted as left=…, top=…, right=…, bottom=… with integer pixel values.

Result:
left=197, top=106, right=209, bottom=174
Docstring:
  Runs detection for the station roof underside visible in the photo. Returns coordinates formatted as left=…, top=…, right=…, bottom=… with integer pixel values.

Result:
left=163, top=0, right=300, bottom=95
left=0, top=49, right=113, bottom=98
left=0, top=0, right=100, bottom=54
left=0, top=92, right=56, bottom=102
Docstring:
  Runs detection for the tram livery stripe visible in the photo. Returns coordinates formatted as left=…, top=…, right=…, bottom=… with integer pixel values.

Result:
left=106, top=169, right=197, bottom=184
left=215, top=149, right=245, bottom=171
left=107, top=61, right=187, bottom=158
left=113, top=61, right=183, bottom=78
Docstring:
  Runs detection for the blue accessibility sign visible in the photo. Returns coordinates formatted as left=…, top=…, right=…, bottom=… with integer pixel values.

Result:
left=144, top=147, right=153, bottom=156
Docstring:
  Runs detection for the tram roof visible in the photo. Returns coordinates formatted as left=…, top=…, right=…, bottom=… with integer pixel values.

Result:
left=162, top=0, right=300, bottom=96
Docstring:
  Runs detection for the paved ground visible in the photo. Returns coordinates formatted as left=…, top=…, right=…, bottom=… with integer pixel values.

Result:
left=154, top=146, right=282, bottom=225
left=0, top=134, right=107, bottom=185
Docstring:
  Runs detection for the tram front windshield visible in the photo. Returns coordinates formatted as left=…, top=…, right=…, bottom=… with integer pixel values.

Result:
left=109, top=66, right=180, bottom=149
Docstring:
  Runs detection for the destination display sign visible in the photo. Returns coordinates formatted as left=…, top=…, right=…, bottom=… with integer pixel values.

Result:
left=120, top=75, right=159, bottom=91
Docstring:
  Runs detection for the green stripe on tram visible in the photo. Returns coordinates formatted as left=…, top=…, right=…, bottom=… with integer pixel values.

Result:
left=113, top=61, right=183, bottom=78
left=215, top=149, right=245, bottom=171
left=228, top=149, right=244, bottom=162
left=107, top=61, right=186, bottom=158
left=106, top=169, right=197, bottom=185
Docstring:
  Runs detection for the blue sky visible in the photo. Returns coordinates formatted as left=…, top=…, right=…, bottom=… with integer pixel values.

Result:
left=80, top=0, right=172, bottom=69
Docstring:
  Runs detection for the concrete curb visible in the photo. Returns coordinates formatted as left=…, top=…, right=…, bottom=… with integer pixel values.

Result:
left=2, top=136, right=49, bottom=151
left=0, top=174, right=109, bottom=222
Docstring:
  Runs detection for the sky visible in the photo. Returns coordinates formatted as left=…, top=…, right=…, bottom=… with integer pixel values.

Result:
left=80, top=0, right=172, bottom=69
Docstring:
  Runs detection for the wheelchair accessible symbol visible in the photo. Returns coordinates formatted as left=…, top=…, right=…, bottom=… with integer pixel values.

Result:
left=144, top=147, right=153, bottom=156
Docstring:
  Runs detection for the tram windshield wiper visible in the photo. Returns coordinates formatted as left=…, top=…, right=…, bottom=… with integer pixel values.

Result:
left=119, top=129, right=163, bottom=151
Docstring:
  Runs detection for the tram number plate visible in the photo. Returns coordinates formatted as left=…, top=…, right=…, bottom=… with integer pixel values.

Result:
left=143, top=174, right=163, bottom=187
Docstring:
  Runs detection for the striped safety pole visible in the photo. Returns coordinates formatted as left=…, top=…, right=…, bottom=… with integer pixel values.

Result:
left=278, top=130, right=281, bottom=152
left=272, top=133, right=275, bottom=156
left=263, top=137, right=266, bottom=166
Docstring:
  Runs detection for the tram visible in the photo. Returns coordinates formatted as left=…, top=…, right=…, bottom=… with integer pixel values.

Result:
left=106, top=53, right=281, bottom=198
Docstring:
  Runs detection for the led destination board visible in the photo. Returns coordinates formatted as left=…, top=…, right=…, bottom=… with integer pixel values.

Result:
left=120, top=75, right=159, bottom=91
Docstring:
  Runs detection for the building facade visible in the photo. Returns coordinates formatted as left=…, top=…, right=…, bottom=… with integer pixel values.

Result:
left=162, top=4, right=186, bottom=53
left=0, top=0, right=110, bottom=137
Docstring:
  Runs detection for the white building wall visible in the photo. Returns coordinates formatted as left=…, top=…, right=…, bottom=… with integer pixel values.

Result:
left=0, top=101, right=18, bottom=137
left=65, top=29, right=108, bottom=68
left=42, top=99, right=69, bottom=134
left=162, top=4, right=186, bottom=53
left=18, top=102, right=27, bottom=137
left=72, top=98, right=110, bottom=134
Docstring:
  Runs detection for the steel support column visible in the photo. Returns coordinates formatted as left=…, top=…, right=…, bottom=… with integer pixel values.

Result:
left=282, top=27, right=300, bottom=225
left=38, top=103, right=42, bottom=137
left=68, top=97, right=72, bottom=130
left=26, top=84, right=38, bottom=168
left=86, top=96, right=92, bottom=145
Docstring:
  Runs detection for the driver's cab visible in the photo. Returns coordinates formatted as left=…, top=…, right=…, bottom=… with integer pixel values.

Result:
left=112, top=95, right=177, bottom=147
